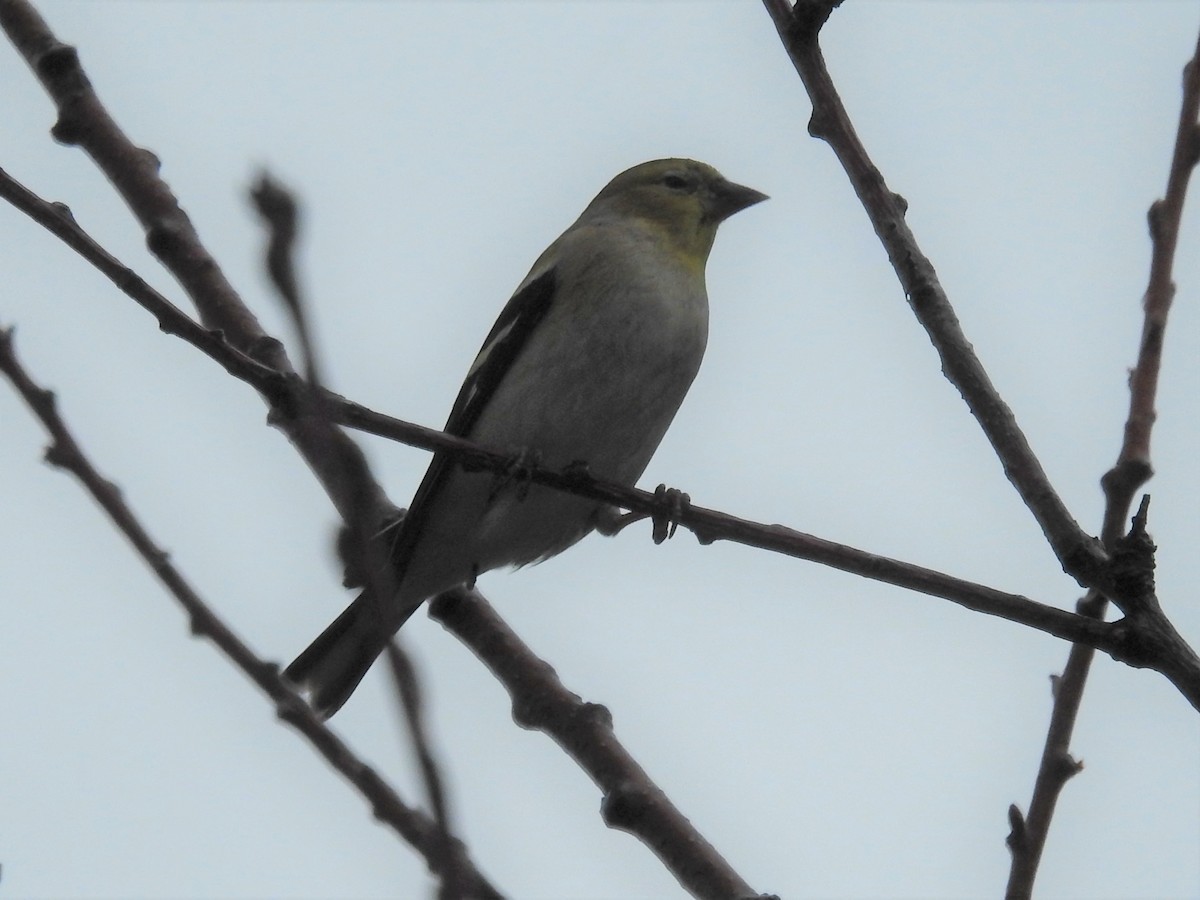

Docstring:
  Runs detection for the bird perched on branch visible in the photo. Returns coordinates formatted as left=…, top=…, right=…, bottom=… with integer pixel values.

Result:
left=285, top=158, right=766, bottom=717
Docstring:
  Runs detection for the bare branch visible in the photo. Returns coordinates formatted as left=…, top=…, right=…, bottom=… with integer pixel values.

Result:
left=762, top=0, right=1110, bottom=592
left=0, top=0, right=394, bottom=532
left=246, top=172, right=471, bottom=898
left=0, top=1, right=264, bottom=349
left=336, top=335, right=1197, bottom=695
left=386, top=643, right=465, bottom=900
left=0, top=165, right=288, bottom=393
left=429, top=588, right=775, bottom=900
left=759, top=4, right=1200, bottom=889
left=0, top=326, right=504, bottom=900
left=249, top=171, right=323, bottom=385
left=1101, top=52, right=1200, bottom=545
left=1005, top=24, right=1200, bottom=899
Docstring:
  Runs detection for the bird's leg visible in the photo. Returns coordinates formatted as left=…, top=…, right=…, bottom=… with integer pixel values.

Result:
left=595, top=483, right=691, bottom=542
left=564, top=461, right=639, bottom=536
left=594, top=505, right=645, bottom=536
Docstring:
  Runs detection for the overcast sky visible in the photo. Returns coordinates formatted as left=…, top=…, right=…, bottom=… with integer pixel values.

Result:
left=2, top=2, right=1198, bottom=898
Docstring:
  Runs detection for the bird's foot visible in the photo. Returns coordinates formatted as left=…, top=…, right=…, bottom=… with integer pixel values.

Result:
left=595, top=483, right=691, bottom=541
left=651, top=483, right=690, bottom=544
left=488, top=447, right=542, bottom=504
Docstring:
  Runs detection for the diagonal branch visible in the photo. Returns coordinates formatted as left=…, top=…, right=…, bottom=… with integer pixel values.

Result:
left=386, top=643, right=467, bottom=900
left=0, top=326, right=504, bottom=900
left=0, top=0, right=393, bottom=533
left=0, top=164, right=288, bottom=394
left=429, top=588, right=771, bottom=900
left=332, top=324, right=1200, bottom=710
left=762, top=0, right=1110, bottom=592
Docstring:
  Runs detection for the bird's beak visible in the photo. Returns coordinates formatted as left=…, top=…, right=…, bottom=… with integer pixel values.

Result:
left=708, top=179, right=769, bottom=223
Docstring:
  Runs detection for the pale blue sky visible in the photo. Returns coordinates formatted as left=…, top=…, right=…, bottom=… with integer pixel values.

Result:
left=2, top=2, right=1198, bottom=898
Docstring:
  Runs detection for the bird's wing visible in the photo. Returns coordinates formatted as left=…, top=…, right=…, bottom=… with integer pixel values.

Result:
left=444, top=266, right=559, bottom=440
left=385, top=265, right=560, bottom=573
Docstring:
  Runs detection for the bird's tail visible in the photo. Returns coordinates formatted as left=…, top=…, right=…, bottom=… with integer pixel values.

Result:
left=283, top=593, right=412, bottom=718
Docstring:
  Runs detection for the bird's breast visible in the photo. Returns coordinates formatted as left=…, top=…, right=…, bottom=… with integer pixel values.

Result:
left=471, top=239, right=709, bottom=484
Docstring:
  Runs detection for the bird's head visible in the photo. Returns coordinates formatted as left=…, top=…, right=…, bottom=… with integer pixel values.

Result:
left=583, top=158, right=767, bottom=266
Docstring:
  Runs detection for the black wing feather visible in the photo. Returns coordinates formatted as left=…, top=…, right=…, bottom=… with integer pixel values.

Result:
left=386, top=267, right=559, bottom=573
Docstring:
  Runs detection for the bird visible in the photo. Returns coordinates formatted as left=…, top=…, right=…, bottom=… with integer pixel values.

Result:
left=285, top=158, right=766, bottom=717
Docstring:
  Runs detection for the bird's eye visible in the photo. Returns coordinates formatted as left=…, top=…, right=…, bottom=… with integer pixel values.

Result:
left=662, top=173, right=691, bottom=191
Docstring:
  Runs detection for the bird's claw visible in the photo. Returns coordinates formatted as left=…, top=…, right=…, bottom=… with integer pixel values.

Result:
left=651, top=484, right=690, bottom=544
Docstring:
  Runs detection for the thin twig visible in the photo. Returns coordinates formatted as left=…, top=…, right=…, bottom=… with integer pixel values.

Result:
left=248, top=172, right=467, bottom=898
left=1005, top=26, right=1200, bottom=900
left=386, top=644, right=464, bottom=900
left=249, top=172, right=322, bottom=385
left=0, top=164, right=289, bottom=395
left=0, top=326, right=504, bottom=899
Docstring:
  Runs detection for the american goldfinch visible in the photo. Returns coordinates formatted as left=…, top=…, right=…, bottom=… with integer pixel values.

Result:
left=286, top=158, right=766, bottom=716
